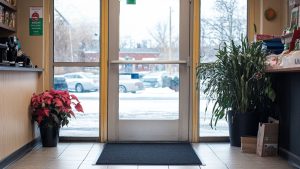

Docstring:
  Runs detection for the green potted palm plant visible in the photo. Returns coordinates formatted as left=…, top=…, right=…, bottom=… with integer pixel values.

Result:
left=197, top=37, right=275, bottom=146
left=30, top=89, right=84, bottom=147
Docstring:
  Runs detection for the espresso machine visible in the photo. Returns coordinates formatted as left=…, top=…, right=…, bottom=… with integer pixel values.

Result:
left=0, top=43, right=7, bottom=64
left=0, top=36, right=18, bottom=65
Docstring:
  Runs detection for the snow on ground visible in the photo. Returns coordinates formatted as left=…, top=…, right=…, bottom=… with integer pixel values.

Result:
left=60, top=88, right=228, bottom=137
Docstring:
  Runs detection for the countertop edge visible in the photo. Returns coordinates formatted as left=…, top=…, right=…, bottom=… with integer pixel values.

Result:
left=0, top=66, right=44, bottom=72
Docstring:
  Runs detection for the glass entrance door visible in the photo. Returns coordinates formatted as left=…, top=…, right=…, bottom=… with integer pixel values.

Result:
left=108, top=0, right=190, bottom=141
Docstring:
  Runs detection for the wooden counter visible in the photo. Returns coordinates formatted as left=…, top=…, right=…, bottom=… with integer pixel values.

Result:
left=0, top=69, right=42, bottom=162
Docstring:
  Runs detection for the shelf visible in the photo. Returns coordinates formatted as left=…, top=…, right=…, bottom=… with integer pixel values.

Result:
left=0, top=22, right=15, bottom=32
left=266, top=67, right=300, bottom=73
left=0, top=0, right=16, bottom=11
left=0, top=66, right=43, bottom=72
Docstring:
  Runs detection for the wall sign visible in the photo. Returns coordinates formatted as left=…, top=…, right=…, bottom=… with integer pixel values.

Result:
left=29, top=7, right=43, bottom=36
left=127, top=0, right=136, bottom=4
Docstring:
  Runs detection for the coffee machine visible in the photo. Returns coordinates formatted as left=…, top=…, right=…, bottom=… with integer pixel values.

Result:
left=0, top=43, right=8, bottom=64
left=0, top=36, right=18, bottom=65
left=7, top=36, right=18, bottom=62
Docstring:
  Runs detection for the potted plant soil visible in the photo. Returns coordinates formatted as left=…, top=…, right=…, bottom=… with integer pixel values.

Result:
left=30, top=89, right=84, bottom=147
left=197, top=37, right=276, bottom=146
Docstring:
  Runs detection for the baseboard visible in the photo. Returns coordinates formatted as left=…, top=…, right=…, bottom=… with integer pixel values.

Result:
left=59, top=136, right=99, bottom=142
left=0, top=137, right=41, bottom=169
left=199, top=136, right=230, bottom=142
left=279, top=147, right=300, bottom=169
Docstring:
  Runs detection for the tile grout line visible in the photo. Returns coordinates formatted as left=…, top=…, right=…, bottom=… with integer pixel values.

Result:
left=190, top=144, right=205, bottom=169
left=206, top=143, right=230, bottom=169
left=77, top=143, right=97, bottom=169
left=57, top=143, right=71, bottom=158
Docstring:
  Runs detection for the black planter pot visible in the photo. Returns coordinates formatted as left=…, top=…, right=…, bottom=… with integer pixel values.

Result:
left=40, top=125, right=59, bottom=147
left=228, top=111, right=259, bottom=147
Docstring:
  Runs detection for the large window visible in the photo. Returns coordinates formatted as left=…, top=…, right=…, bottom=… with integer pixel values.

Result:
left=53, top=0, right=100, bottom=137
left=199, top=0, right=247, bottom=137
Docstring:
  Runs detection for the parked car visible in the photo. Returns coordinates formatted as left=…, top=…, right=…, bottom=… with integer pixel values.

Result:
left=63, top=72, right=99, bottom=92
left=141, top=71, right=180, bottom=90
left=119, top=73, right=144, bottom=93
left=53, top=75, right=68, bottom=91
left=141, top=72, right=166, bottom=88
left=168, top=75, right=179, bottom=92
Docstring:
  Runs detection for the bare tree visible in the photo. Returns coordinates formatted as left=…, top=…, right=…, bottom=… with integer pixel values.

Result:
left=54, top=8, right=99, bottom=63
left=200, top=0, right=247, bottom=62
left=54, top=8, right=72, bottom=62
left=150, top=22, right=169, bottom=49
left=149, top=22, right=179, bottom=60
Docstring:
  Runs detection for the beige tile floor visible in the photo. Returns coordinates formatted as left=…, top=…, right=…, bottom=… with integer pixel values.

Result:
left=5, top=142, right=295, bottom=169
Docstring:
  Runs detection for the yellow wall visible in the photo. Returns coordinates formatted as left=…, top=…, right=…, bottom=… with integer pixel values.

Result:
left=17, top=0, right=43, bottom=69
left=17, top=0, right=47, bottom=92
left=253, top=0, right=288, bottom=36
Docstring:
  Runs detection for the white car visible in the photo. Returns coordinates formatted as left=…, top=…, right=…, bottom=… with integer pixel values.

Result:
left=63, top=72, right=99, bottom=92
left=119, top=73, right=144, bottom=93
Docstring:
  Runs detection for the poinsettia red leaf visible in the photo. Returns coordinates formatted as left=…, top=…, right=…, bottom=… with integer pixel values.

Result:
left=66, top=99, right=71, bottom=106
left=43, top=92, right=53, bottom=99
left=70, top=94, right=79, bottom=102
left=54, top=98, right=63, bottom=107
left=75, top=103, right=84, bottom=112
left=37, top=115, right=43, bottom=125
left=44, top=98, right=51, bottom=105
left=69, top=110, right=75, bottom=117
left=37, top=109, right=43, bottom=116
left=30, top=89, right=84, bottom=127
left=43, top=108, right=50, bottom=117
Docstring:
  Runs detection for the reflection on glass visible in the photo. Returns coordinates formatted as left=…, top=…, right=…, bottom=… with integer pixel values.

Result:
left=54, top=67, right=99, bottom=137
left=199, top=0, right=247, bottom=137
left=119, top=64, right=179, bottom=120
left=54, top=0, right=100, bottom=62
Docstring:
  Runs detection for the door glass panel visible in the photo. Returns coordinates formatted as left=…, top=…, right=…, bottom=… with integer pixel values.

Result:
left=199, top=0, right=247, bottom=136
left=54, top=67, right=99, bottom=137
left=54, top=0, right=100, bottom=62
left=118, top=0, right=180, bottom=121
left=119, top=0, right=179, bottom=61
left=119, top=64, right=179, bottom=120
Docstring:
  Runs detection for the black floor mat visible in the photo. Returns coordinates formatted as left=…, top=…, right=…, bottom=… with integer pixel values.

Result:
left=96, top=143, right=202, bottom=165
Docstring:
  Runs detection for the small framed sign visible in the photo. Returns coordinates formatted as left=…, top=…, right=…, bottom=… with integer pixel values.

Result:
left=29, top=7, right=43, bottom=36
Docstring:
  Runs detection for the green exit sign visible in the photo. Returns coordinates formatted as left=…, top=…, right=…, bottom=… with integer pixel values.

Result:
left=127, top=0, right=136, bottom=4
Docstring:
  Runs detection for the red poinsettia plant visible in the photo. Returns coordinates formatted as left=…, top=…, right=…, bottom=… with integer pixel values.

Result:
left=30, top=89, right=84, bottom=128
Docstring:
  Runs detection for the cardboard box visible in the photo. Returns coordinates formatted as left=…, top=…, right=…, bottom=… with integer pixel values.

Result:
left=241, top=136, right=257, bottom=154
left=256, top=121, right=279, bottom=157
